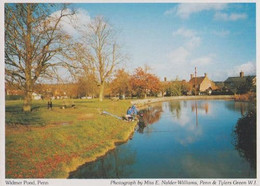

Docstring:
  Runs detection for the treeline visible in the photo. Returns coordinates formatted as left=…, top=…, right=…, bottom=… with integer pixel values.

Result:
left=35, top=66, right=192, bottom=99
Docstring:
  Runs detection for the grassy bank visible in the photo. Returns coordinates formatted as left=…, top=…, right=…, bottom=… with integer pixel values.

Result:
left=5, top=99, right=136, bottom=178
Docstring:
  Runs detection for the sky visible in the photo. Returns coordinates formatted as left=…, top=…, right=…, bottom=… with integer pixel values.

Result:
left=62, top=3, right=256, bottom=82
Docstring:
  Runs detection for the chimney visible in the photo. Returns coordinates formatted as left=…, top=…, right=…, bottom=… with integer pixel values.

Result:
left=204, top=73, right=207, bottom=78
left=190, top=74, right=194, bottom=79
left=164, top=77, right=167, bottom=82
left=240, top=71, right=244, bottom=78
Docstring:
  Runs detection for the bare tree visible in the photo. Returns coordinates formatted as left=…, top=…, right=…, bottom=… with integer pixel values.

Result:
left=5, top=3, right=74, bottom=111
left=72, top=16, right=123, bottom=101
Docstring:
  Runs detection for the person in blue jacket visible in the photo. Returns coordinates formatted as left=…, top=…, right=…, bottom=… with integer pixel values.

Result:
left=125, top=107, right=133, bottom=121
left=130, top=104, right=138, bottom=119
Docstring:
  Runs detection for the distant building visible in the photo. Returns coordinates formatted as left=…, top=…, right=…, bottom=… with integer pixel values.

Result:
left=32, top=92, right=42, bottom=100
left=189, top=73, right=218, bottom=95
left=5, top=83, right=23, bottom=96
left=224, top=71, right=256, bottom=94
left=5, top=83, right=72, bottom=100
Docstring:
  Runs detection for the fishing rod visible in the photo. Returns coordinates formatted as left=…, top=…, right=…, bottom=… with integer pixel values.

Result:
left=102, top=111, right=122, bottom=120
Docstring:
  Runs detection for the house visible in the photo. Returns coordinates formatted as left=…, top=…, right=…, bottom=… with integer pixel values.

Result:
left=224, top=71, right=256, bottom=94
left=189, top=73, right=218, bottom=95
left=32, top=92, right=42, bottom=100
left=214, top=82, right=225, bottom=90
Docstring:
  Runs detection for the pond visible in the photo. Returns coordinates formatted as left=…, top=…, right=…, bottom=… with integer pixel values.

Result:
left=69, top=100, right=256, bottom=178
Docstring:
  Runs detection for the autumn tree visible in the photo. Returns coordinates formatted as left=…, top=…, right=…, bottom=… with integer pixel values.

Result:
left=130, top=67, right=161, bottom=98
left=165, top=80, right=192, bottom=96
left=76, top=74, right=99, bottom=98
left=110, top=69, right=131, bottom=98
left=72, top=16, right=123, bottom=101
left=5, top=4, right=74, bottom=111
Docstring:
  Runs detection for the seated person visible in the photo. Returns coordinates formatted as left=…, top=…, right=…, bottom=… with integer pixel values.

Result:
left=130, top=104, right=138, bottom=119
left=125, top=107, right=133, bottom=121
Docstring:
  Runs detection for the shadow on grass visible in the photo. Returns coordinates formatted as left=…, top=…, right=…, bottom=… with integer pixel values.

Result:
left=6, top=103, right=45, bottom=126
left=6, top=112, right=45, bottom=126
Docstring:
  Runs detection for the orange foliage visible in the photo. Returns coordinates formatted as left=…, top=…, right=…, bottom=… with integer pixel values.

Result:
left=110, top=69, right=131, bottom=97
left=142, top=106, right=162, bottom=125
left=234, top=92, right=256, bottom=102
left=130, top=67, right=161, bottom=97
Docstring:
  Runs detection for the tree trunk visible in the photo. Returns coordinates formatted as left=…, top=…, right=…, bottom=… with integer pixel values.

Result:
left=99, top=82, right=105, bottom=101
left=23, top=71, right=33, bottom=112
left=23, top=87, right=32, bottom=112
left=121, top=93, right=125, bottom=100
left=23, top=5, right=33, bottom=112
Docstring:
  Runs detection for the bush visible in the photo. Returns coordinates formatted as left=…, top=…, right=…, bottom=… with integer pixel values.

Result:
left=211, top=89, right=234, bottom=95
left=5, top=95, right=24, bottom=100
left=234, top=92, right=256, bottom=102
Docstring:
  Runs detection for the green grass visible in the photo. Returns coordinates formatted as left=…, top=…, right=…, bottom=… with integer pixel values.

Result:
left=5, top=99, right=136, bottom=178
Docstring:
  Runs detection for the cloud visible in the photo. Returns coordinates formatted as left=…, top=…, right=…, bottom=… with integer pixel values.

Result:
left=186, top=36, right=201, bottom=49
left=229, top=13, right=247, bottom=20
left=191, top=55, right=214, bottom=66
left=214, top=12, right=247, bottom=21
left=172, top=28, right=196, bottom=38
left=228, top=61, right=256, bottom=76
left=168, top=47, right=190, bottom=64
left=172, top=28, right=201, bottom=49
left=165, top=3, right=227, bottom=19
left=50, top=8, right=91, bottom=37
left=212, top=29, right=230, bottom=37
left=204, top=61, right=256, bottom=81
left=165, top=27, right=219, bottom=80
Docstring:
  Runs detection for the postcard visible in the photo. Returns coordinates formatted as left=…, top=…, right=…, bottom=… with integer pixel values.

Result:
left=1, top=0, right=258, bottom=185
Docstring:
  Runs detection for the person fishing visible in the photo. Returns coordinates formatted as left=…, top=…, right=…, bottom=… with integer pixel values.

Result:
left=130, top=104, right=138, bottom=119
left=125, top=107, right=133, bottom=121
left=103, top=104, right=138, bottom=122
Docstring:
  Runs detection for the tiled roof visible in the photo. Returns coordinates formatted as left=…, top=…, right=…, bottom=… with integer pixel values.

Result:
left=214, top=82, right=224, bottom=89
left=225, top=76, right=255, bottom=83
left=189, top=77, right=205, bottom=85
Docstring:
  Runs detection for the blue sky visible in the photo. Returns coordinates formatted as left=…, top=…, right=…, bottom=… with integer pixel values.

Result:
left=67, top=3, right=256, bottom=81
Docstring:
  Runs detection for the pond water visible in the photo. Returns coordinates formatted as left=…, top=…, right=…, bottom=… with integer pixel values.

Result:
left=69, top=100, right=256, bottom=178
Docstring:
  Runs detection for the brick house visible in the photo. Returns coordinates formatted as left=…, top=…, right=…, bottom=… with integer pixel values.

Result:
left=189, top=73, right=218, bottom=95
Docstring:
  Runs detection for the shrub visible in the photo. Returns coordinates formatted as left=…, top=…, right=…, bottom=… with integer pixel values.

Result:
left=5, top=95, right=24, bottom=100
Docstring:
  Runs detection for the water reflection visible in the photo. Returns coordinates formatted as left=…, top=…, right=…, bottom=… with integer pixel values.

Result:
left=233, top=104, right=256, bottom=171
left=137, top=114, right=146, bottom=134
left=141, top=105, right=163, bottom=125
left=136, top=104, right=162, bottom=134
left=225, top=101, right=248, bottom=115
left=191, top=102, right=209, bottom=114
left=191, top=102, right=209, bottom=127
left=69, top=100, right=256, bottom=178
left=69, top=145, right=136, bottom=178
left=168, top=101, right=181, bottom=119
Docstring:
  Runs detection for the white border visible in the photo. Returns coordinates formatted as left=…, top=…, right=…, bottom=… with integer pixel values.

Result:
left=1, top=0, right=259, bottom=186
